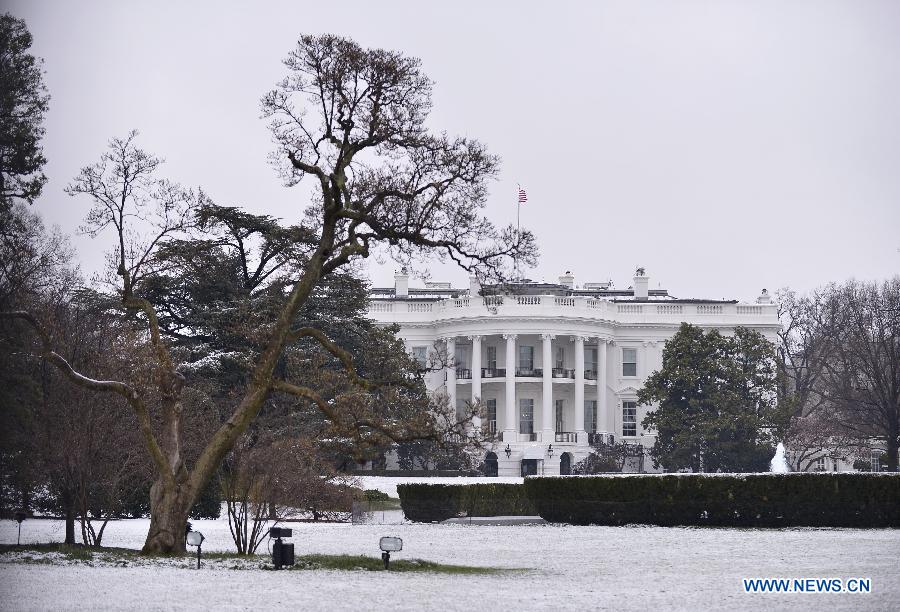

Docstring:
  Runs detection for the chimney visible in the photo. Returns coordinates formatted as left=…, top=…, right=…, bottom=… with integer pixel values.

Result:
left=756, top=288, right=772, bottom=304
left=469, top=275, right=481, bottom=296
left=633, top=267, right=649, bottom=300
left=559, top=271, right=575, bottom=289
left=394, top=268, right=409, bottom=297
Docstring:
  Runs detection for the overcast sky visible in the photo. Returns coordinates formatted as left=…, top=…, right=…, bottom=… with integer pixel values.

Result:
left=8, top=0, right=900, bottom=301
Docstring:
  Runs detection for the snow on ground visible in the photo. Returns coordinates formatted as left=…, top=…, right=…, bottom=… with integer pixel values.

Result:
left=1, top=513, right=898, bottom=611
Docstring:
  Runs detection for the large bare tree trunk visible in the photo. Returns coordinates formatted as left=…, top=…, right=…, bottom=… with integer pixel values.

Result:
left=143, top=479, right=192, bottom=554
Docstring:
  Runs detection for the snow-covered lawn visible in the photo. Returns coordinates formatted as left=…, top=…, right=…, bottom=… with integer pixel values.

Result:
left=2, top=511, right=897, bottom=611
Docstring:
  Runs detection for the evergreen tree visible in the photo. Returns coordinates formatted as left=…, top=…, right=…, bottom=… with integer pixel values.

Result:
left=639, top=323, right=780, bottom=472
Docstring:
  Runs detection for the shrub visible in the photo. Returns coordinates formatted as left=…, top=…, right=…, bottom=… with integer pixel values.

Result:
left=398, top=483, right=536, bottom=523
left=524, top=473, right=900, bottom=527
left=363, top=489, right=390, bottom=503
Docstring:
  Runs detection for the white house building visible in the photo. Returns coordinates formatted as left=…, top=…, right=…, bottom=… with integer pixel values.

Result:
left=367, top=269, right=781, bottom=476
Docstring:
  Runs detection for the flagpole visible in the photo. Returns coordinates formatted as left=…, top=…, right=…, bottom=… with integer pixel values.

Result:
left=515, top=184, right=521, bottom=281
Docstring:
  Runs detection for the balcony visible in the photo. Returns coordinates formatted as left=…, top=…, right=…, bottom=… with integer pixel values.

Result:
left=455, top=368, right=471, bottom=379
left=518, top=432, right=539, bottom=442
left=516, top=367, right=542, bottom=377
left=552, top=368, right=575, bottom=379
left=481, top=368, right=506, bottom=378
left=555, top=432, right=577, bottom=443
left=588, top=432, right=616, bottom=446
left=584, top=369, right=597, bottom=380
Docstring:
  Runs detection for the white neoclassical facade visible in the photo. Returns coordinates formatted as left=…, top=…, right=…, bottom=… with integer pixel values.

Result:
left=367, top=269, right=780, bottom=476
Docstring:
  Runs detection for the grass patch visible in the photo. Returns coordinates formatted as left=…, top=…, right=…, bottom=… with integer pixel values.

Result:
left=289, top=554, right=515, bottom=574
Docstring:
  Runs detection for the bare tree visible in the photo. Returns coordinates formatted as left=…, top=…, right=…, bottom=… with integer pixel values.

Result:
left=778, top=279, right=900, bottom=471
left=3, top=35, right=536, bottom=554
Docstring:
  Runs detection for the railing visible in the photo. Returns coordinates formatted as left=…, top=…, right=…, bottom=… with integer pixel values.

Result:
left=518, top=432, right=538, bottom=442
left=587, top=299, right=604, bottom=309
left=483, top=296, right=504, bottom=307
left=551, top=368, right=575, bottom=378
left=406, top=302, right=433, bottom=312
left=554, top=297, right=575, bottom=307
left=588, top=432, right=616, bottom=446
left=516, top=367, right=542, bottom=377
left=369, top=302, right=393, bottom=312
left=453, top=297, right=470, bottom=308
left=656, top=304, right=682, bottom=315
left=555, top=432, right=577, bottom=442
left=481, top=368, right=506, bottom=378
left=737, top=305, right=763, bottom=315
left=617, top=304, right=643, bottom=314
left=516, top=296, right=541, bottom=305
left=455, top=368, right=471, bottom=379
left=584, top=369, right=597, bottom=380
left=697, top=304, right=723, bottom=314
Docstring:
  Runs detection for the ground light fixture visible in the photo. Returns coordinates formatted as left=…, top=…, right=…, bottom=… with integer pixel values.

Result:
left=186, top=530, right=204, bottom=569
left=14, top=510, right=26, bottom=546
left=269, top=527, right=295, bottom=569
left=379, top=536, right=403, bottom=570
left=504, top=444, right=512, bottom=458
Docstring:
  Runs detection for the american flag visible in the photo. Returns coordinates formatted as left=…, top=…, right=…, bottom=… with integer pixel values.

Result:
left=518, top=187, right=528, bottom=203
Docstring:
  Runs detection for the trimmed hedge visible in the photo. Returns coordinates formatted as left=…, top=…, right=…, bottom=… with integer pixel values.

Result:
left=524, top=473, right=900, bottom=527
left=398, top=483, right=536, bottom=523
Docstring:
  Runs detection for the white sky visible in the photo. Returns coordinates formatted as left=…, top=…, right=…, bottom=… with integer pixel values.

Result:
left=8, top=0, right=900, bottom=301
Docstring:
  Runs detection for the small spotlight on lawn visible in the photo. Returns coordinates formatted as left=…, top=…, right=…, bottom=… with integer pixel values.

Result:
left=269, top=527, right=294, bottom=570
left=379, top=536, right=403, bottom=570
left=186, top=530, right=204, bottom=569
left=14, top=510, right=27, bottom=546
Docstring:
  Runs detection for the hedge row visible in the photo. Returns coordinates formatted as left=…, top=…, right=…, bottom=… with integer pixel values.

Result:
left=524, top=473, right=900, bottom=527
left=397, top=483, right=536, bottom=523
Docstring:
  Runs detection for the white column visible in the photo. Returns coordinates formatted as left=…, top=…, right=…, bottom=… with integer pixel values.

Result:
left=470, top=335, right=482, bottom=432
left=598, top=338, right=609, bottom=435
left=574, top=336, right=585, bottom=440
left=446, top=337, right=456, bottom=417
left=542, top=333, right=554, bottom=441
left=504, top=334, right=516, bottom=442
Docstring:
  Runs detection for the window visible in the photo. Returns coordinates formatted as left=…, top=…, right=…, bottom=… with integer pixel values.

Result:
left=555, top=399, right=565, bottom=431
left=814, top=457, right=826, bottom=472
left=519, top=345, right=534, bottom=370
left=586, top=348, right=597, bottom=373
left=584, top=400, right=597, bottom=433
left=871, top=451, right=882, bottom=472
left=519, top=398, right=534, bottom=434
left=486, top=398, right=497, bottom=434
left=555, top=347, right=565, bottom=370
left=486, top=345, right=497, bottom=370
left=622, top=348, right=637, bottom=377
left=622, top=401, right=637, bottom=436
left=411, top=346, right=427, bottom=368
left=454, top=345, right=467, bottom=369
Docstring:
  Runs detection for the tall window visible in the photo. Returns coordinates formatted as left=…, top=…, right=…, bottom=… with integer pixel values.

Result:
left=555, top=346, right=565, bottom=370
left=411, top=346, right=427, bottom=368
left=486, top=398, right=497, bottom=434
left=584, top=400, right=597, bottom=433
left=555, top=399, right=565, bottom=431
left=519, top=398, right=534, bottom=434
left=519, top=345, right=534, bottom=370
left=486, top=345, right=497, bottom=370
left=454, top=345, right=467, bottom=369
left=814, top=457, right=826, bottom=472
left=586, top=348, right=597, bottom=373
left=622, top=401, right=637, bottom=436
left=622, top=348, right=637, bottom=377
